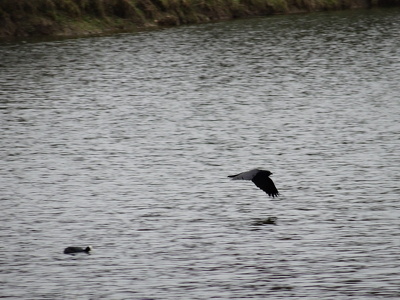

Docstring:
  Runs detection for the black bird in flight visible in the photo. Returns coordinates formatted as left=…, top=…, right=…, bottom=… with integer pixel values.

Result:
left=228, top=169, right=279, bottom=198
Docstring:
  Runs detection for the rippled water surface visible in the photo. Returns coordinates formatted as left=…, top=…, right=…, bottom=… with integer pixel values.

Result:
left=1, top=8, right=400, bottom=299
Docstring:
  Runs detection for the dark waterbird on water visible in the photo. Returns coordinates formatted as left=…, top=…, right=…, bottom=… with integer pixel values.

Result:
left=228, top=169, right=279, bottom=198
left=64, top=246, right=92, bottom=255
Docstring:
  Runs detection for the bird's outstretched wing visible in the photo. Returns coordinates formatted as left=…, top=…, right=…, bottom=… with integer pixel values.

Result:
left=228, top=169, right=259, bottom=181
left=252, top=175, right=279, bottom=198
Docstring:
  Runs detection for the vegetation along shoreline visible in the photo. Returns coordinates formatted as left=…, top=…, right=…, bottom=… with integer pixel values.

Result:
left=0, top=0, right=399, bottom=38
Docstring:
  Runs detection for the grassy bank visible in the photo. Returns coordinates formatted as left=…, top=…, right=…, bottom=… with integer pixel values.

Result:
left=0, top=0, right=399, bottom=37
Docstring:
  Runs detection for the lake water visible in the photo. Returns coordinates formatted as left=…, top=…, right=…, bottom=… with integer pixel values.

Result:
left=1, top=7, right=400, bottom=299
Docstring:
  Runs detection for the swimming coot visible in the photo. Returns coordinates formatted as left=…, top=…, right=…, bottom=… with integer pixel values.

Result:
left=64, top=246, right=92, bottom=255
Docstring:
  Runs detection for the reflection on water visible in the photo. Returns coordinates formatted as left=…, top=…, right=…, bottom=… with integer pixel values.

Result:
left=1, top=8, right=400, bottom=299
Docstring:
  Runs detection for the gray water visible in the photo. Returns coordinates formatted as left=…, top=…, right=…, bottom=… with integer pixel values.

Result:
left=1, top=8, right=400, bottom=299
